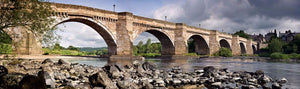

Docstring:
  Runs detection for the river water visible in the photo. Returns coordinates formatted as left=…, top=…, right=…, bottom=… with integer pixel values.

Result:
left=67, top=57, right=300, bottom=89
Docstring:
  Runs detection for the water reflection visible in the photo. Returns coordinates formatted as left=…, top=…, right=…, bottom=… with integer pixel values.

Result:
left=68, top=57, right=299, bottom=88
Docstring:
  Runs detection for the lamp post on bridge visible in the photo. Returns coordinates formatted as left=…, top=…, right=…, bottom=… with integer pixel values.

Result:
left=113, top=4, right=116, bottom=12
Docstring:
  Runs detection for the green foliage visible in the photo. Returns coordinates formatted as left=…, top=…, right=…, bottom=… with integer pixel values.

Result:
left=233, top=30, right=250, bottom=39
left=67, top=45, right=79, bottom=51
left=268, top=38, right=284, bottom=53
left=133, top=39, right=162, bottom=57
left=53, top=43, right=65, bottom=50
left=0, top=43, right=12, bottom=54
left=270, top=52, right=290, bottom=59
left=258, top=53, right=270, bottom=57
left=188, top=40, right=196, bottom=53
left=0, top=29, right=12, bottom=44
left=79, top=47, right=107, bottom=52
left=289, top=53, right=299, bottom=59
left=136, top=53, right=161, bottom=58
left=185, top=53, right=198, bottom=56
left=1, top=0, right=57, bottom=46
left=240, top=54, right=248, bottom=56
left=219, top=47, right=232, bottom=57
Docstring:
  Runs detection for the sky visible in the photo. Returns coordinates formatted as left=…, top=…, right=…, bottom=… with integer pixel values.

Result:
left=50, top=0, right=300, bottom=48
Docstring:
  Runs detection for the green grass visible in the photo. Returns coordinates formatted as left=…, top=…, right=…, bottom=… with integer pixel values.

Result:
left=42, top=48, right=87, bottom=56
left=135, top=53, right=161, bottom=58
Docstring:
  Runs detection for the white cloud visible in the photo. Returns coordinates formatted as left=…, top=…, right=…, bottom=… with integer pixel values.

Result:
left=153, top=0, right=300, bottom=35
left=56, top=22, right=107, bottom=48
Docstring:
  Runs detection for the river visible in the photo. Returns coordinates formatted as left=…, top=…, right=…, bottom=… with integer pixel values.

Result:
left=67, top=57, right=300, bottom=89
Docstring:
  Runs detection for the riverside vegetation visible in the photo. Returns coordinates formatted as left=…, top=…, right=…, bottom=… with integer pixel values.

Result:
left=0, top=58, right=288, bottom=89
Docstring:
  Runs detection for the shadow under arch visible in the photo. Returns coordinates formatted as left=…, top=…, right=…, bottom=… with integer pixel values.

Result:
left=134, top=29, right=175, bottom=55
left=187, top=35, right=210, bottom=55
left=240, top=43, right=246, bottom=54
left=252, top=45, right=257, bottom=54
left=53, top=18, right=117, bottom=55
left=219, top=39, right=231, bottom=50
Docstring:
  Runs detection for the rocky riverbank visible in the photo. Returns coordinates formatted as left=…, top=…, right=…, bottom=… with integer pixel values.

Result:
left=0, top=58, right=288, bottom=89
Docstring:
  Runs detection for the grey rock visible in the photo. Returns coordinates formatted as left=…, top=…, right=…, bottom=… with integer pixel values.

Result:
left=272, top=82, right=281, bottom=89
left=89, top=71, right=117, bottom=88
left=58, top=59, right=69, bottom=65
left=142, top=61, right=157, bottom=71
left=117, top=80, right=139, bottom=89
left=42, top=58, right=53, bottom=64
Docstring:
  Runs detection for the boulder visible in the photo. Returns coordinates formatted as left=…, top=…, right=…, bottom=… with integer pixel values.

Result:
left=117, top=80, right=139, bottom=89
left=272, top=82, right=281, bottom=89
left=0, top=73, right=24, bottom=88
left=38, top=71, right=56, bottom=88
left=19, top=74, right=47, bottom=89
left=42, top=58, right=54, bottom=64
left=202, top=66, right=217, bottom=77
left=58, top=59, right=69, bottom=65
left=89, top=71, right=117, bottom=89
left=142, top=61, right=157, bottom=71
left=0, top=65, right=8, bottom=78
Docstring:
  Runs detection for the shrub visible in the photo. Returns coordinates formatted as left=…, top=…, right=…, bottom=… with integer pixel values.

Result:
left=259, top=53, right=270, bottom=57
left=219, top=47, right=232, bottom=57
left=0, top=43, right=12, bottom=54
left=289, top=53, right=298, bottom=59
left=270, top=52, right=290, bottom=59
left=185, top=53, right=198, bottom=56
left=141, top=53, right=161, bottom=58
left=240, top=54, right=248, bottom=56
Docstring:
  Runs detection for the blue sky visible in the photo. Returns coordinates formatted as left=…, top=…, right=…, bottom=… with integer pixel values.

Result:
left=50, top=0, right=300, bottom=47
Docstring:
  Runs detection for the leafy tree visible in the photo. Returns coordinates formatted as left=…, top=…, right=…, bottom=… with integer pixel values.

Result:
left=0, top=30, right=12, bottom=44
left=67, top=45, right=79, bottom=51
left=233, top=30, right=250, bottom=39
left=53, top=43, right=64, bottom=50
left=268, top=38, right=284, bottom=53
left=0, top=0, right=57, bottom=46
left=145, top=39, right=152, bottom=53
left=137, top=41, right=145, bottom=53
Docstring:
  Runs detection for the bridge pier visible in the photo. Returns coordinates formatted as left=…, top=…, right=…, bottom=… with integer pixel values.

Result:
left=174, top=23, right=188, bottom=55
left=231, top=35, right=241, bottom=56
left=209, top=30, right=220, bottom=55
left=115, top=12, right=134, bottom=55
left=4, top=27, right=43, bottom=55
left=246, top=40, right=254, bottom=55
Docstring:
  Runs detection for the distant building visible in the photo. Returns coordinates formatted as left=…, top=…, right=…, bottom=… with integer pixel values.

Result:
left=264, top=29, right=277, bottom=42
left=279, top=30, right=300, bottom=43
left=251, top=34, right=265, bottom=43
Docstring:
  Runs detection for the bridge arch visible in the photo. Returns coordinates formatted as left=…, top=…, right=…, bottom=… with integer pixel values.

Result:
left=252, top=45, right=257, bottom=54
left=187, top=35, right=210, bottom=55
left=219, top=39, right=231, bottom=50
left=240, top=43, right=246, bottom=54
left=53, top=17, right=117, bottom=55
left=133, top=29, right=175, bottom=55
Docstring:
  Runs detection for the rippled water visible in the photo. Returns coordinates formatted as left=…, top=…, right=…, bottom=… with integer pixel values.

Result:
left=67, top=57, right=300, bottom=89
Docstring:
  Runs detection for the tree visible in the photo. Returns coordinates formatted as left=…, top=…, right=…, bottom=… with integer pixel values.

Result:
left=145, top=39, right=152, bottom=53
left=53, top=43, right=64, bottom=50
left=233, top=30, right=250, bottom=39
left=67, top=45, right=79, bottom=51
left=0, top=0, right=57, bottom=46
left=268, top=38, right=284, bottom=53
left=137, top=41, right=145, bottom=53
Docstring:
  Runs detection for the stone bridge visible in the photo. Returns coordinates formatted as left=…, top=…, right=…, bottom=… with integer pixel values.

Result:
left=5, top=3, right=258, bottom=56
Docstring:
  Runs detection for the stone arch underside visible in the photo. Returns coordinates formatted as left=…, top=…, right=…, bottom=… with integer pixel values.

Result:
left=135, top=30, right=175, bottom=55
left=219, top=39, right=231, bottom=50
left=56, top=18, right=117, bottom=55
left=252, top=45, right=257, bottom=54
left=240, top=43, right=246, bottom=54
left=188, top=35, right=209, bottom=55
